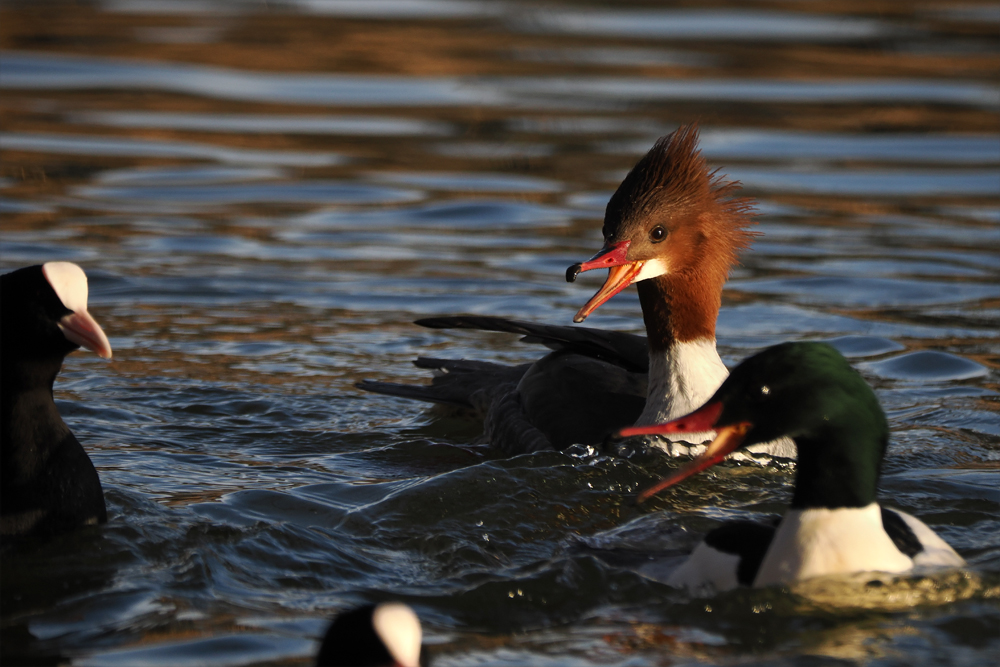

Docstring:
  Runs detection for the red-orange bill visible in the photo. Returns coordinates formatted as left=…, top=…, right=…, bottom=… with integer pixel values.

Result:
left=569, top=239, right=631, bottom=277
left=619, top=401, right=724, bottom=438
left=567, top=240, right=644, bottom=323
left=619, top=400, right=750, bottom=504
left=636, top=422, right=751, bottom=503
left=635, top=421, right=752, bottom=504
left=573, top=261, right=645, bottom=323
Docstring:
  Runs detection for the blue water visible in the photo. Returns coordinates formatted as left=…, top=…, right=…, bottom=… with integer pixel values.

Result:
left=1, top=1, right=998, bottom=665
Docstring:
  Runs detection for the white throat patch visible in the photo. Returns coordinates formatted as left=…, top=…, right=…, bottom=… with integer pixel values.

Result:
left=43, top=262, right=89, bottom=313
left=634, top=257, right=670, bottom=282
left=372, top=602, right=422, bottom=667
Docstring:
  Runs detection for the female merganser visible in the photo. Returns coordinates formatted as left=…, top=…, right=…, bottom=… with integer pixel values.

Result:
left=361, top=125, right=793, bottom=459
left=316, top=603, right=423, bottom=667
left=1, top=262, right=113, bottom=537
left=621, top=342, right=965, bottom=593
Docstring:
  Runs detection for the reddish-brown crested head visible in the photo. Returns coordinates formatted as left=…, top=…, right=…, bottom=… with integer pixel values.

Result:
left=602, top=124, right=755, bottom=275
left=569, top=124, right=758, bottom=345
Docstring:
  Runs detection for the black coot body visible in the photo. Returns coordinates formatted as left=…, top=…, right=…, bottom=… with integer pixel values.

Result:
left=1, top=263, right=112, bottom=538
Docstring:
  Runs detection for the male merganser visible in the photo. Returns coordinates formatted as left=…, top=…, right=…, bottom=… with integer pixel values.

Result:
left=621, top=342, right=965, bottom=593
left=360, top=125, right=793, bottom=459
left=1, top=262, right=113, bottom=537
left=316, top=603, right=423, bottom=667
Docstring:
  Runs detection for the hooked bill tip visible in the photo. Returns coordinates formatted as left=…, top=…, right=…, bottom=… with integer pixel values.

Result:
left=566, top=264, right=582, bottom=283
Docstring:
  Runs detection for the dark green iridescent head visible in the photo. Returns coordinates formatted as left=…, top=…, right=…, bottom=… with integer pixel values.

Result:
left=713, top=342, right=889, bottom=509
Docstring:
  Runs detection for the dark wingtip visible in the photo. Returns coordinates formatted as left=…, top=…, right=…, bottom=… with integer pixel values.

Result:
left=566, top=264, right=582, bottom=283
left=413, top=317, right=449, bottom=329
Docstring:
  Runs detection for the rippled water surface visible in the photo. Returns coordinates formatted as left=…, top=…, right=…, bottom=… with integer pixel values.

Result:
left=2, top=1, right=999, bottom=665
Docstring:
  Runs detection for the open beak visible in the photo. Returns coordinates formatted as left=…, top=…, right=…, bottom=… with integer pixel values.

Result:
left=617, top=401, right=751, bottom=503
left=565, top=240, right=644, bottom=323
left=59, top=310, right=113, bottom=359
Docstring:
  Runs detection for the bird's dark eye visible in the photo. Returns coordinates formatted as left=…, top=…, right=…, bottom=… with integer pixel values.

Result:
left=649, top=226, right=667, bottom=242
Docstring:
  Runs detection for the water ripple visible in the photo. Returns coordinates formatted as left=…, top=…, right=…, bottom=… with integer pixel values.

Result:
left=70, top=111, right=454, bottom=137
left=527, top=9, right=893, bottom=41
left=4, top=51, right=996, bottom=108
left=2, top=2, right=998, bottom=665
left=75, top=181, right=422, bottom=206
left=865, top=351, right=990, bottom=382
left=0, top=132, right=343, bottom=167
left=608, top=129, right=1000, bottom=164
left=0, top=51, right=498, bottom=106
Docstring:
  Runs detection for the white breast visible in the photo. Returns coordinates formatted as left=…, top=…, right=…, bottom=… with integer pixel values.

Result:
left=887, top=508, right=965, bottom=569
left=667, top=541, right=741, bottom=594
left=754, top=504, right=914, bottom=587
